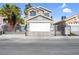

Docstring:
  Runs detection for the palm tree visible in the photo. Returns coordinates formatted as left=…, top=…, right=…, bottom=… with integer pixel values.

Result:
left=0, top=4, right=21, bottom=31
left=24, top=3, right=32, bottom=15
left=16, top=15, right=25, bottom=24
left=24, top=3, right=32, bottom=35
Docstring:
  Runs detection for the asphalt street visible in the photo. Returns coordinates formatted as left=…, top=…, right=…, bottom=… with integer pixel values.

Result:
left=0, top=39, right=79, bottom=55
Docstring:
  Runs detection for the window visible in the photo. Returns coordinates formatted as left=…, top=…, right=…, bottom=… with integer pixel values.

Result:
left=43, top=11, right=50, bottom=17
left=30, top=10, right=36, bottom=16
left=44, top=13, right=50, bottom=17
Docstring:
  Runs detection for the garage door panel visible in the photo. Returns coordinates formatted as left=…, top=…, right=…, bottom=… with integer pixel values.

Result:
left=29, top=23, right=50, bottom=32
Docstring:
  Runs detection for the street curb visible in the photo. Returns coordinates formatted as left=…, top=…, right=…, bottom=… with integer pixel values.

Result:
left=0, top=34, right=79, bottom=40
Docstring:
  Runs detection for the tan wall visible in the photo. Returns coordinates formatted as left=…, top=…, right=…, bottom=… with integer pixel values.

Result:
left=66, top=16, right=79, bottom=25
left=0, top=16, right=4, bottom=24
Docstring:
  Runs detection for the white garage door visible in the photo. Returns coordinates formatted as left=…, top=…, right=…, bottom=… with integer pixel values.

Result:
left=29, top=23, right=50, bottom=32
left=71, top=26, right=79, bottom=31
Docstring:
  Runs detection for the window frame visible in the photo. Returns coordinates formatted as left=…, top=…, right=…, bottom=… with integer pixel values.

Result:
left=29, top=10, right=36, bottom=16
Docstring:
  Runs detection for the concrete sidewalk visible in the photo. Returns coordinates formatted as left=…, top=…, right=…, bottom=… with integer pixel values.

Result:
left=0, top=34, right=79, bottom=40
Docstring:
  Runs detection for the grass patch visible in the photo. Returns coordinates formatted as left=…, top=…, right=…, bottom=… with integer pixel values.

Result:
left=69, top=32, right=77, bottom=36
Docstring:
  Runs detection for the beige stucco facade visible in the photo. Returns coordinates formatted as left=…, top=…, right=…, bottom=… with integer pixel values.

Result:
left=0, top=14, right=5, bottom=24
left=65, top=15, right=79, bottom=25
left=54, top=14, right=79, bottom=35
left=24, top=7, right=54, bottom=36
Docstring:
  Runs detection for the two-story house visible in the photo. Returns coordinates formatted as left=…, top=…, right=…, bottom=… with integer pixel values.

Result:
left=24, top=6, right=54, bottom=36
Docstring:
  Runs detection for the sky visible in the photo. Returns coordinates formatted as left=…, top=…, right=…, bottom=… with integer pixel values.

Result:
left=0, top=3, right=79, bottom=22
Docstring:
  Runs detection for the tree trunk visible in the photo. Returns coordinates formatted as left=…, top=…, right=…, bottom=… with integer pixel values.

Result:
left=7, top=16, right=15, bottom=32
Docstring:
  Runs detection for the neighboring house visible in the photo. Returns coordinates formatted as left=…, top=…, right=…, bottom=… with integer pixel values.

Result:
left=24, top=6, right=54, bottom=36
left=65, top=15, right=79, bottom=35
left=0, top=14, right=7, bottom=34
left=54, top=14, right=79, bottom=35
left=0, top=14, right=4, bottom=25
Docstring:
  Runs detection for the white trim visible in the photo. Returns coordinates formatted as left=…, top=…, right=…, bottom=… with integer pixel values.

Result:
left=36, top=6, right=52, bottom=12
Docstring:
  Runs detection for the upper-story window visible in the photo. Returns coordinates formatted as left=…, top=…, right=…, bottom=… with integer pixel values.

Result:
left=44, top=13, right=50, bottom=17
left=30, top=10, right=36, bottom=16
left=43, top=10, right=50, bottom=17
